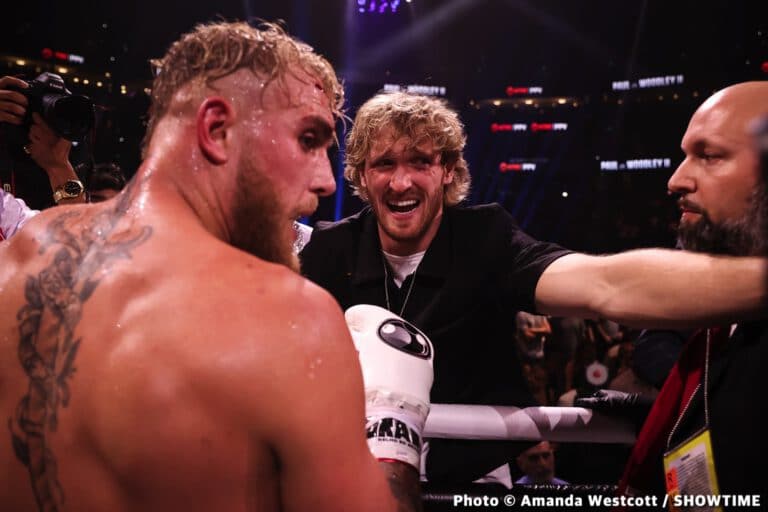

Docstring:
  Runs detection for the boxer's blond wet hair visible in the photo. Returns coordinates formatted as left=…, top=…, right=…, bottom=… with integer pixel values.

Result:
left=143, top=20, right=344, bottom=154
left=345, top=92, right=470, bottom=206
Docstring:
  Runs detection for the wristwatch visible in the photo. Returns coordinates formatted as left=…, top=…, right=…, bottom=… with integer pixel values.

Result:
left=53, top=179, right=85, bottom=203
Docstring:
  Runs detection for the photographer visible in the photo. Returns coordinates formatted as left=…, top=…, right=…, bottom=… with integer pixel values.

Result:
left=0, top=75, right=86, bottom=208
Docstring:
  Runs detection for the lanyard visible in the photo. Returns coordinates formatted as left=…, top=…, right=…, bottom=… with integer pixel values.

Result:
left=666, top=328, right=713, bottom=451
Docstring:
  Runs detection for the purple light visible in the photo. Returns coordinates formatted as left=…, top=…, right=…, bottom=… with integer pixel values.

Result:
left=357, top=0, right=403, bottom=14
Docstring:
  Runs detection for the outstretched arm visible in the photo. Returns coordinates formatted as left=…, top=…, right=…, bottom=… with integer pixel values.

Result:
left=535, top=250, right=767, bottom=328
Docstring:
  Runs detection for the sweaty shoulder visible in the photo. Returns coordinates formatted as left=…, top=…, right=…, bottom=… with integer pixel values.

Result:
left=206, top=250, right=348, bottom=348
left=188, top=251, right=361, bottom=431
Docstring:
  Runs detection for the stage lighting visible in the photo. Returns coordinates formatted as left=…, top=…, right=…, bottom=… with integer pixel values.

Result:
left=357, top=0, right=403, bottom=14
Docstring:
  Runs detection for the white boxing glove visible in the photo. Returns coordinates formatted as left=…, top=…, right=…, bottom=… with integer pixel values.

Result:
left=345, top=304, right=434, bottom=470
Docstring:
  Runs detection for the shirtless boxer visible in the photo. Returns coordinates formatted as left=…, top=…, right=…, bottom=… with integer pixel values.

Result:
left=0, top=21, right=423, bottom=511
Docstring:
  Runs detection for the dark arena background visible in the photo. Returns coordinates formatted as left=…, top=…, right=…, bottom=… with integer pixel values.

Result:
left=2, top=2, right=766, bottom=508
left=3, top=0, right=766, bottom=251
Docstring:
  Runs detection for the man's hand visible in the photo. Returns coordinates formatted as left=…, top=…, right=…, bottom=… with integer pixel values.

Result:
left=575, top=389, right=654, bottom=431
left=0, top=75, right=28, bottom=125
left=27, top=113, right=73, bottom=173
left=26, top=112, right=84, bottom=204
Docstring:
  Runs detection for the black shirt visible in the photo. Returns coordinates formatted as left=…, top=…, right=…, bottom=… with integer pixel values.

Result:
left=667, top=322, right=768, bottom=501
left=301, top=204, right=572, bottom=481
left=302, top=203, right=571, bottom=403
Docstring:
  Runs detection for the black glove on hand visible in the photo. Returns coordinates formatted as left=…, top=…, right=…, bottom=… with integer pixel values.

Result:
left=574, top=389, right=654, bottom=431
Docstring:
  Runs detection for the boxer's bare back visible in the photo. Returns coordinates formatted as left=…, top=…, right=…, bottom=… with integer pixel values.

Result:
left=0, top=57, right=400, bottom=512
left=0, top=164, right=396, bottom=511
left=0, top=19, right=424, bottom=511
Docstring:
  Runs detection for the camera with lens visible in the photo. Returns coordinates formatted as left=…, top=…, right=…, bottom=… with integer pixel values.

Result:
left=4, top=72, right=95, bottom=145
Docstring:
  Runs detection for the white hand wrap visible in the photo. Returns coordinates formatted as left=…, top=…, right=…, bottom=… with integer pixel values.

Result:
left=345, top=305, right=434, bottom=470
left=292, top=221, right=313, bottom=253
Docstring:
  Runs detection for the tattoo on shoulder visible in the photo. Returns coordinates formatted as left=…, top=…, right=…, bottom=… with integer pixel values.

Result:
left=8, top=178, right=152, bottom=511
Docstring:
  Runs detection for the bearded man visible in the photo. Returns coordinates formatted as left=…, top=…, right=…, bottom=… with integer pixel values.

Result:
left=618, top=81, right=768, bottom=502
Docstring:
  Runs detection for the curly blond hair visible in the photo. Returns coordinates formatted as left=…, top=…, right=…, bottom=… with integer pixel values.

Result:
left=344, top=92, right=470, bottom=206
left=143, top=20, right=344, bottom=153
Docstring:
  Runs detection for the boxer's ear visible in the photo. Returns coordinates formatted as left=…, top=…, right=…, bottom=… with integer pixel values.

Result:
left=197, top=97, right=234, bottom=165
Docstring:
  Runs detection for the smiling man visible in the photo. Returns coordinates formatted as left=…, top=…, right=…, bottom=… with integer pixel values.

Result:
left=300, top=91, right=768, bottom=484
left=356, top=124, right=456, bottom=256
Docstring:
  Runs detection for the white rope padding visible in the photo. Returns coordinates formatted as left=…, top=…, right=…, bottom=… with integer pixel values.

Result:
left=423, top=404, right=636, bottom=443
